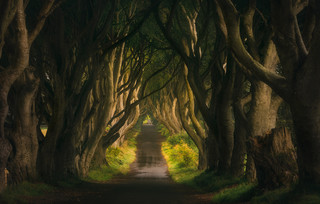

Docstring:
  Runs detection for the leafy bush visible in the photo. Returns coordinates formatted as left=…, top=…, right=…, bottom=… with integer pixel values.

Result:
left=162, top=132, right=198, bottom=169
left=161, top=131, right=201, bottom=185
left=87, top=129, right=139, bottom=181
left=167, top=133, right=197, bottom=149
left=171, top=143, right=197, bottom=168
left=142, top=115, right=151, bottom=124
left=157, top=124, right=170, bottom=137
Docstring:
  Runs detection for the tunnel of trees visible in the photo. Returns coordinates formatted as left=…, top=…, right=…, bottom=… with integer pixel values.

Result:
left=0, top=0, right=319, bottom=195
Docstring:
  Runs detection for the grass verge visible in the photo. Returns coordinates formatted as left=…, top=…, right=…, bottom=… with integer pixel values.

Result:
left=161, top=130, right=201, bottom=185
left=251, top=186, right=320, bottom=204
left=160, top=126, right=320, bottom=204
left=160, top=126, right=256, bottom=203
left=212, top=183, right=256, bottom=203
left=0, top=128, right=139, bottom=203
left=87, top=128, right=138, bottom=181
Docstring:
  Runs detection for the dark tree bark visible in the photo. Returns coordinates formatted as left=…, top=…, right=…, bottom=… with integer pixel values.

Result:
left=0, top=0, right=61, bottom=188
left=230, top=71, right=248, bottom=177
left=155, top=1, right=237, bottom=172
left=216, top=0, right=320, bottom=187
left=216, top=59, right=236, bottom=174
left=7, top=67, right=40, bottom=184
left=249, top=128, right=298, bottom=190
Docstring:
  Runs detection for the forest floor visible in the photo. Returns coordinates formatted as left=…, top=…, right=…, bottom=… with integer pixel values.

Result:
left=19, top=124, right=213, bottom=204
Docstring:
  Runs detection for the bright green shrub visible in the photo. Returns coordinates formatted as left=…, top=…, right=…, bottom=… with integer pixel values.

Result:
left=87, top=129, right=139, bottom=181
left=171, top=143, right=197, bottom=168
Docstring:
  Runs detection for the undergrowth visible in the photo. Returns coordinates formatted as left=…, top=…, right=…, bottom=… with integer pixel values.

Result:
left=0, top=182, right=55, bottom=204
left=161, top=128, right=201, bottom=183
left=251, top=186, right=320, bottom=204
left=160, top=125, right=319, bottom=203
left=0, top=128, right=139, bottom=203
left=212, top=182, right=256, bottom=203
left=159, top=125, right=257, bottom=203
left=87, top=128, right=138, bottom=181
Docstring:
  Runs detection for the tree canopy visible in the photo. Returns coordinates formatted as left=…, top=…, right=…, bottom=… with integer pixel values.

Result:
left=0, top=0, right=319, bottom=194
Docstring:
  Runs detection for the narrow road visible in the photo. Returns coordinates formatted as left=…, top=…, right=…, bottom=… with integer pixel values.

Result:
left=28, top=124, right=212, bottom=203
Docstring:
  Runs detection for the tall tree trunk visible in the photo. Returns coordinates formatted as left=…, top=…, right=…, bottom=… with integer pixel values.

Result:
left=290, top=45, right=320, bottom=186
left=246, top=81, right=282, bottom=181
left=217, top=62, right=235, bottom=174
left=230, top=102, right=247, bottom=177
left=7, top=68, right=39, bottom=184
left=54, top=128, right=83, bottom=179
left=207, top=130, right=220, bottom=171
left=249, top=128, right=298, bottom=190
left=91, top=139, right=108, bottom=169
left=176, top=80, right=209, bottom=170
left=38, top=83, right=66, bottom=181
left=0, top=0, right=28, bottom=190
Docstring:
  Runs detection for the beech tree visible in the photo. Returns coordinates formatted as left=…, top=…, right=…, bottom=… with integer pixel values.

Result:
left=216, top=0, right=320, bottom=187
left=174, top=67, right=209, bottom=170
left=214, top=1, right=285, bottom=180
left=35, top=0, right=156, bottom=180
left=154, top=0, right=239, bottom=172
left=0, top=0, right=62, bottom=189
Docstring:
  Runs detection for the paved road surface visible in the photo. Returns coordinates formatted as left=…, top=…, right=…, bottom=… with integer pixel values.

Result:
left=26, top=124, right=212, bottom=203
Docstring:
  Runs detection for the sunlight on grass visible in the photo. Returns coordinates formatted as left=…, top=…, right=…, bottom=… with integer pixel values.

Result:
left=159, top=125, right=257, bottom=203
left=87, top=129, right=138, bottom=181
left=158, top=125, right=320, bottom=204
left=142, top=115, right=151, bottom=124
left=160, top=127, right=202, bottom=185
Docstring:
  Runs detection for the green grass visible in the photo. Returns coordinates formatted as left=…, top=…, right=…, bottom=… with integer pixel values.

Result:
left=161, top=130, right=201, bottom=185
left=87, top=129, right=138, bottom=181
left=159, top=125, right=320, bottom=204
left=251, top=186, right=320, bottom=204
left=193, top=171, right=245, bottom=192
left=0, top=181, right=55, bottom=204
left=164, top=162, right=202, bottom=185
left=1, top=129, right=139, bottom=203
left=209, top=180, right=320, bottom=204
left=160, top=126, right=257, bottom=203
left=212, top=183, right=256, bottom=203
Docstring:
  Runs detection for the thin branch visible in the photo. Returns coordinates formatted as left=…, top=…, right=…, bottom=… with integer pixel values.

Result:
left=107, top=66, right=180, bottom=126
left=28, top=0, right=59, bottom=45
